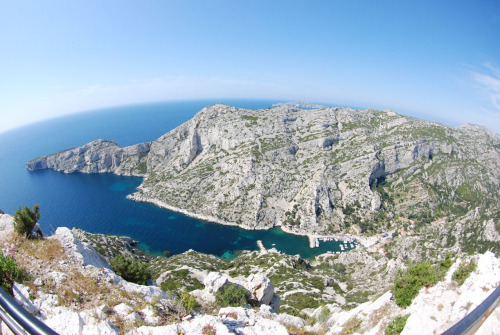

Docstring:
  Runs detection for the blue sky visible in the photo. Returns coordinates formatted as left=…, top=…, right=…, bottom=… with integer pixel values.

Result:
left=1, top=0, right=500, bottom=133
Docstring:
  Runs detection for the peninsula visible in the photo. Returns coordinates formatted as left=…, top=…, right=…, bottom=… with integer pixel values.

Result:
left=27, top=104, right=500, bottom=247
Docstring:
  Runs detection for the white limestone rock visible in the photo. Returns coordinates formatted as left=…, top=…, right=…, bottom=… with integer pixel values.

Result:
left=26, top=139, right=150, bottom=176
left=12, top=282, right=38, bottom=315
left=273, top=313, right=305, bottom=329
left=113, top=303, right=134, bottom=318
left=124, top=312, right=142, bottom=323
left=95, top=304, right=113, bottom=319
left=323, top=291, right=402, bottom=335
left=33, top=293, right=59, bottom=318
left=402, top=251, right=500, bottom=335
left=0, top=214, right=15, bottom=242
left=141, top=306, right=159, bottom=325
left=51, top=227, right=111, bottom=269
left=192, top=272, right=230, bottom=305
left=82, top=321, right=119, bottom=335
left=243, top=273, right=274, bottom=305
left=128, top=325, right=178, bottom=335
left=44, top=309, right=85, bottom=335
left=204, top=271, right=229, bottom=293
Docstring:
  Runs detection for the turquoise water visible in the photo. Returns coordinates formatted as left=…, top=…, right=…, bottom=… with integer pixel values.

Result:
left=0, top=100, right=353, bottom=259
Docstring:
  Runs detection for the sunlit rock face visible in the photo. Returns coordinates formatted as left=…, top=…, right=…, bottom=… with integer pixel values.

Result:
left=27, top=104, right=500, bottom=235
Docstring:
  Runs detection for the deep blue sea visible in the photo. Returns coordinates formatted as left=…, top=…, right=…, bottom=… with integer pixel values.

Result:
left=0, top=99, right=352, bottom=260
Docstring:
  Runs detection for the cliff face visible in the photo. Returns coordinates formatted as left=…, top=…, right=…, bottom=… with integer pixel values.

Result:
left=27, top=104, right=500, bottom=235
left=26, top=139, right=151, bottom=176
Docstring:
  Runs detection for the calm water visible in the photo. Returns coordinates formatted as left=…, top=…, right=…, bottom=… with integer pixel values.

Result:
left=0, top=100, right=352, bottom=259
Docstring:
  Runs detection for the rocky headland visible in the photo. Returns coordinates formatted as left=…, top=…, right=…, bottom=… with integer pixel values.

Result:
left=26, top=104, right=500, bottom=242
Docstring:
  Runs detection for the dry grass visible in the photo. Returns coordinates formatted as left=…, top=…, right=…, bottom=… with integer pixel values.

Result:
left=340, top=316, right=362, bottom=335
left=202, top=325, right=216, bottom=335
left=2, top=234, right=188, bottom=331
left=20, top=238, right=66, bottom=262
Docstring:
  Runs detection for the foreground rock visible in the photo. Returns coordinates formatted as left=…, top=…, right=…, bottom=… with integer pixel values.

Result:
left=0, top=214, right=294, bottom=335
left=27, top=104, right=500, bottom=237
left=0, top=213, right=498, bottom=333
left=301, top=251, right=500, bottom=335
left=190, top=271, right=280, bottom=312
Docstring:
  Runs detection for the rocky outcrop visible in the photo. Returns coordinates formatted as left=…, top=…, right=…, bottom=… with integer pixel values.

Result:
left=27, top=104, right=500, bottom=236
left=27, top=139, right=150, bottom=176
left=191, top=271, right=280, bottom=312
left=401, top=251, right=500, bottom=334
left=298, top=252, right=500, bottom=335
left=129, top=307, right=291, bottom=335
left=52, top=227, right=111, bottom=270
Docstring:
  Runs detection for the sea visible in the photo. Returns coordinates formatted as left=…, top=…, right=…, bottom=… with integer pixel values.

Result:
left=0, top=99, right=354, bottom=260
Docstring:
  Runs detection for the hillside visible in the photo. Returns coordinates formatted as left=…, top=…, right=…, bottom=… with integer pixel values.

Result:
left=1, top=213, right=499, bottom=334
left=26, top=105, right=500, bottom=244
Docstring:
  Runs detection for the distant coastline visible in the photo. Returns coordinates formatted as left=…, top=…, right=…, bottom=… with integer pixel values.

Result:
left=272, top=100, right=326, bottom=109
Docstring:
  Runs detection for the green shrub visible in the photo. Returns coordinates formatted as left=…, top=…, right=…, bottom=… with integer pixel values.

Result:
left=180, top=291, right=199, bottom=312
left=318, top=306, right=331, bottom=323
left=160, top=269, right=204, bottom=293
left=452, top=260, right=477, bottom=286
left=215, top=283, right=249, bottom=307
left=13, top=205, right=42, bottom=238
left=392, top=262, right=439, bottom=307
left=110, top=254, right=152, bottom=285
left=438, top=253, right=454, bottom=275
left=0, top=209, right=4, bottom=214
left=385, top=315, right=410, bottom=335
left=0, top=251, right=25, bottom=294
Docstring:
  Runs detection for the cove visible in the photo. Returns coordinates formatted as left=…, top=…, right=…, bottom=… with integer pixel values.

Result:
left=27, top=169, right=352, bottom=260
left=0, top=99, right=354, bottom=260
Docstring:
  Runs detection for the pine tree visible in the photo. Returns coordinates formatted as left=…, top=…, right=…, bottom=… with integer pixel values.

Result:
left=13, top=204, right=42, bottom=238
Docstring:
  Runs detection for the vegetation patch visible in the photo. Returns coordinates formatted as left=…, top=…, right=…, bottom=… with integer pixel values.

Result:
left=391, top=262, right=443, bottom=308
left=159, top=269, right=203, bottom=292
left=0, top=251, right=26, bottom=294
left=385, top=314, right=410, bottom=335
left=452, top=260, right=477, bottom=286
left=215, top=283, right=249, bottom=307
left=110, top=254, right=152, bottom=285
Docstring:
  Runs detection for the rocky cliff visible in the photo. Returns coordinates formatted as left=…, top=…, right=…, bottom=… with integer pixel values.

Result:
left=27, top=104, right=500, bottom=236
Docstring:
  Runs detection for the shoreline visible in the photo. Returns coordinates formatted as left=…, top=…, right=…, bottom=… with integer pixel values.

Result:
left=127, top=192, right=364, bottom=250
left=127, top=192, right=271, bottom=231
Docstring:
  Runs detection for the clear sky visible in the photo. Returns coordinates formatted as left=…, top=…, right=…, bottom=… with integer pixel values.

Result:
left=1, top=0, right=500, bottom=133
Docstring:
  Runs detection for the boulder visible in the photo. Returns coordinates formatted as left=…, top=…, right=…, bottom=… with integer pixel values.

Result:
left=44, top=309, right=85, bottom=335
left=113, top=303, right=134, bottom=318
left=243, top=273, right=274, bottom=305
left=204, top=272, right=229, bottom=293
left=192, top=272, right=230, bottom=305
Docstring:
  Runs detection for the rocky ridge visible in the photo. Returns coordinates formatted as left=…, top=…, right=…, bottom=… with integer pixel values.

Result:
left=26, top=104, right=500, bottom=238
